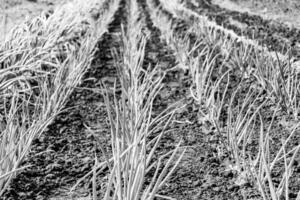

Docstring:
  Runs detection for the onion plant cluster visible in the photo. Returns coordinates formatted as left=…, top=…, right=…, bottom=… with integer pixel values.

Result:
left=94, top=1, right=186, bottom=199
left=67, top=0, right=186, bottom=199
left=0, top=0, right=120, bottom=195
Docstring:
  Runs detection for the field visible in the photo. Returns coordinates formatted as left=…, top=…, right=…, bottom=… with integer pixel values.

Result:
left=213, top=0, right=300, bottom=29
left=1, top=0, right=300, bottom=199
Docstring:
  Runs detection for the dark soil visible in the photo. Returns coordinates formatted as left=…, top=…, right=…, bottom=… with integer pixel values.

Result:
left=2, top=0, right=300, bottom=200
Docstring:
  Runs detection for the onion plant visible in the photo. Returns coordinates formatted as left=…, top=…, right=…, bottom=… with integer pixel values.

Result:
left=99, top=27, right=185, bottom=200
left=0, top=0, right=120, bottom=195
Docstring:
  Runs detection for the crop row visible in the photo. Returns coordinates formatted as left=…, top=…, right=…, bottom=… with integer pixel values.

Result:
left=0, top=0, right=121, bottom=196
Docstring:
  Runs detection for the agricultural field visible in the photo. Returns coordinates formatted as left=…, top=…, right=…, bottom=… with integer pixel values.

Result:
left=1, top=0, right=300, bottom=199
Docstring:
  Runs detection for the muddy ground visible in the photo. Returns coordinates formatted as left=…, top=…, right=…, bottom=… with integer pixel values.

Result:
left=2, top=0, right=300, bottom=200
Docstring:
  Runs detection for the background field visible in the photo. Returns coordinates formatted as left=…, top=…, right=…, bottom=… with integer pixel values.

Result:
left=0, top=0, right=71, bottom=40
left=1, top=0, right=300, bottom=200
left=213, top=0, right=300, bottom=28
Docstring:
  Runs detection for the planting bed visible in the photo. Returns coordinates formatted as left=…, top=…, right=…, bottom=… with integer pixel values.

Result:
left=2, top=0, right=300, bottom=200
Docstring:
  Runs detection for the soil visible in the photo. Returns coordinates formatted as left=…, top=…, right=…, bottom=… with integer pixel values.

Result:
left=2, top=0, right=300, bottom=200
